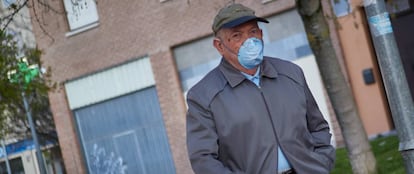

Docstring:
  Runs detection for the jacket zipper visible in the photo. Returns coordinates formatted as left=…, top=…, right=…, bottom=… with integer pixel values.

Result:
left=259, top=87, right=282, bottom=172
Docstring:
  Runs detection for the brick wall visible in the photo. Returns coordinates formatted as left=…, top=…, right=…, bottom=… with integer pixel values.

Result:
left=151, top=50, right=193, bottom=174
left=47, top=90, right=86, bottom=174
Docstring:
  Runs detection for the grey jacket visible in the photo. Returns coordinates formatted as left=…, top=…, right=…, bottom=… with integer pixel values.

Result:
left=186, top=57, right=335, bottom=174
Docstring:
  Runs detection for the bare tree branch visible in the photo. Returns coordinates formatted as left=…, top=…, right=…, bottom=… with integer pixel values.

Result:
left=1, top=0, right=30, bottom=31
left=31, top=0, right=55, bottom=44
left=37, top=0, right=65, bottom=15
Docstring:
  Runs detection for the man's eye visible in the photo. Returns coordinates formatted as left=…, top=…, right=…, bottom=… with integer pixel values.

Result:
left=250, top=29, right=259, bottom=34
left=231, top=33, right=241, bottom=39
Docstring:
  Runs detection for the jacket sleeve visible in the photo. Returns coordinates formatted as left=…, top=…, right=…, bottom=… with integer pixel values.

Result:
left=303, top=74, right=336, bottom=171
left=186, top=94, right=234, bottom=174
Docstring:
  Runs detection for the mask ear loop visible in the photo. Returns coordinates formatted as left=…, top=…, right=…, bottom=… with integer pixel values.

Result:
left=217, top=37, right=240, bottom=57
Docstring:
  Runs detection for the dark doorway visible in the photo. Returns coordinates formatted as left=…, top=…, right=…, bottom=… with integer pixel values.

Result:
left=387, top=0, right=414, bottom=101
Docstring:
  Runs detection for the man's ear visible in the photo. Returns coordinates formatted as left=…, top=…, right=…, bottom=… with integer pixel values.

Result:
left=213, top=38, right=225, bottom=55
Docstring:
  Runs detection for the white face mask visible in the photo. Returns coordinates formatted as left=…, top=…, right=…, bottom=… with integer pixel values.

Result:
left=237, top=37, right=264, bottom=69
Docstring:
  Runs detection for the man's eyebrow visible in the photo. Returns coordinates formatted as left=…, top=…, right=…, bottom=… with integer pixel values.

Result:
left=229, top=25, right=259, bottom=33
left=248, top=25, right=260, bottom=30
left=228, top=28, right=239, bottom=33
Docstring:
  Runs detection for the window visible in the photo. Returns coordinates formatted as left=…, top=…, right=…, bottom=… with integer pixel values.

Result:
left=173, top=10, right=313, bottom=95
left=0, top=157, right=24, bottom=174
left=331, top=0, right=352, bottom=17
left=74, top=88, right=176, bottom=174
left=173, top=36, right=221, bottom=94
left=63, top=0, right=99, bottom=32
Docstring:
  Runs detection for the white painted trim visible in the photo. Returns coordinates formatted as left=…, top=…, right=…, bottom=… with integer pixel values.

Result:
left=65, top=22, right=99, bottom=37
left=65, top=57, right=155, bottom=109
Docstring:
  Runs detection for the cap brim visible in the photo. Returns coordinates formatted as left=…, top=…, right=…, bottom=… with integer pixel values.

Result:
left=221, top=16, right=269, bottom=29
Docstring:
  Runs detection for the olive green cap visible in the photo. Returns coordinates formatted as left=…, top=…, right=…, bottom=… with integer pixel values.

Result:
left=212, top=3, right=269, bottom=33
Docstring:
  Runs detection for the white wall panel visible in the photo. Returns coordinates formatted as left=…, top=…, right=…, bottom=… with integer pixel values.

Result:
left=65, top=57, right=155, bottom=109
left=293, top=55, right=336, bottom=146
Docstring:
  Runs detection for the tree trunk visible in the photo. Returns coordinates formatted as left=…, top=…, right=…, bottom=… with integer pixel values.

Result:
left=296, top=0, right=377, bottom=173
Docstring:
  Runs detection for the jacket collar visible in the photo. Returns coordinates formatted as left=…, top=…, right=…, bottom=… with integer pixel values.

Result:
left=219, top=57, right=279, bottom=88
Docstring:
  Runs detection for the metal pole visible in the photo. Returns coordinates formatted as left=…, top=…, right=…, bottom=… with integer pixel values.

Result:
left=22, top=91, right=47, bottom=174
left=363, top=0, right=414, bottom=173
left=1, top=140, right=12, bottom=174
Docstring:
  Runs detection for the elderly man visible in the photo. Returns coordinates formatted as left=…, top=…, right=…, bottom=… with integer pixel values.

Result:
left=186, top=3, right=335, bottom=174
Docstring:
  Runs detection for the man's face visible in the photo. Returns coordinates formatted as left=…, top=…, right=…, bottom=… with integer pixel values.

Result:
left=213, top=20, right=263, bottom=71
